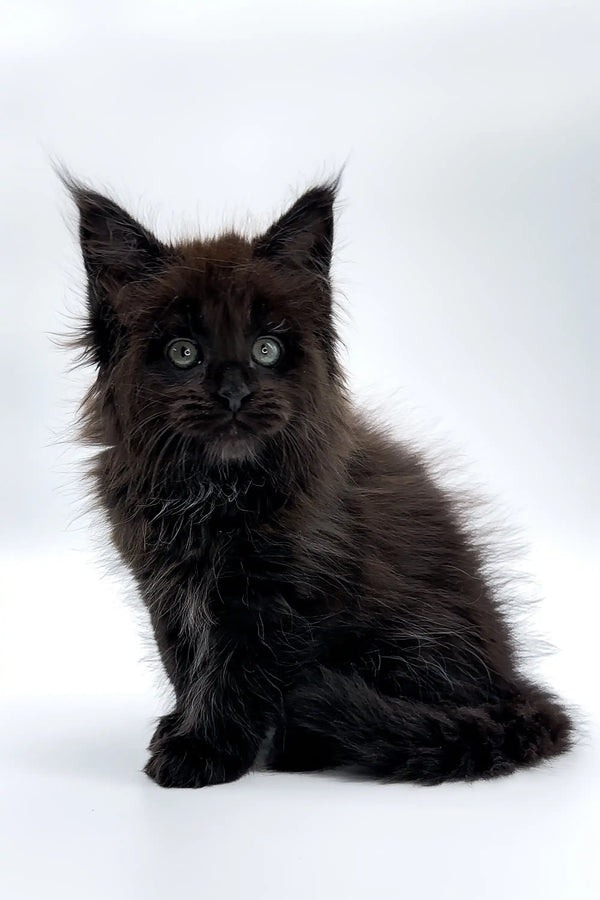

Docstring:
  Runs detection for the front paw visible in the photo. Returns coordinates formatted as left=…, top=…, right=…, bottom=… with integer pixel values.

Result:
left=144, top=723, right=252, bottom=789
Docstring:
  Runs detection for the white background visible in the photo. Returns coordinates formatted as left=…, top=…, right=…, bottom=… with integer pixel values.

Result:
left=1, top=1, right=598, bottom=898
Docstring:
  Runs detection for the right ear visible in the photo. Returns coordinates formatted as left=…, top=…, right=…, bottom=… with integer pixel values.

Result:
left=64, top=178, right=166, bottom=366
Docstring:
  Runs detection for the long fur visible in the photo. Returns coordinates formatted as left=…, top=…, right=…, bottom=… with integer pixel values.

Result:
left=65, top=174, right=573, bottom=787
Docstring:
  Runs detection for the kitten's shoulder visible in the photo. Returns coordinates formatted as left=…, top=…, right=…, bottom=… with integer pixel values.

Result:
left=348, top=412, right=424, bottom=475
left=346, top=411, right=443, bottom=507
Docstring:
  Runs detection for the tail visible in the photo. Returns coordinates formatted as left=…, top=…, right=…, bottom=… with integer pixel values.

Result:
left=278, top=670, right=573, bottom=784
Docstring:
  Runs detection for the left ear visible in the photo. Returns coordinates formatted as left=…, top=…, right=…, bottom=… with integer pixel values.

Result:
left=254, top=181, right=337, bottom=275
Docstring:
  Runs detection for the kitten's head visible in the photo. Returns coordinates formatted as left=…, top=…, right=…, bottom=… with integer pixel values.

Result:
left=69, top=178, right=344, bottom=473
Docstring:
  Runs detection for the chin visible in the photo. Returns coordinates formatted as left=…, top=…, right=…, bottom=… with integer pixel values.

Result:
left=200, top=416, right=284, bottom=467
left=204, top=433, right=262, bottom=466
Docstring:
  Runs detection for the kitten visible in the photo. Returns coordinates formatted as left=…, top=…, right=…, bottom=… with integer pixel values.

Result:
left=66, top=176, right=572, bottom=787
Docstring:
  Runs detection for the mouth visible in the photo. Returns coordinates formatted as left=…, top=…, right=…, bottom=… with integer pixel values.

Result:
left=216, top=414, right=254, bottom=437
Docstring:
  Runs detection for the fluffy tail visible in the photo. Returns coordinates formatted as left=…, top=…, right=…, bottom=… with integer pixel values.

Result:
left=275, top=670, right=573, bottom=784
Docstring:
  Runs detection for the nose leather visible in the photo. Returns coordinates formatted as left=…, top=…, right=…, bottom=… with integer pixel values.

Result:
left=217, top=366, right=252, bottom=413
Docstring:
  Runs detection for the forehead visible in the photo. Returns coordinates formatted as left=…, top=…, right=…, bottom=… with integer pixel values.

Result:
left=152, top=235, right=292, bottom=335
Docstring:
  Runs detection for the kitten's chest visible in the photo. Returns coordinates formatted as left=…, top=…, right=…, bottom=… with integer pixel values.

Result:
left=142, top=506, right=292, bottom=607
left=110, top=476, right=327, bottom=614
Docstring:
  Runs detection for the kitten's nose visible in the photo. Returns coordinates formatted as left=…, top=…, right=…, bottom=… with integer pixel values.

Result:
left=216, top=366, right=252, bottom=414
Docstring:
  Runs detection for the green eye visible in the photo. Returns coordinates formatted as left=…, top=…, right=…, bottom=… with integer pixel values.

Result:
left=251, top=336, right=283, bottom=367
left=166, top=338, right=200, bottom=369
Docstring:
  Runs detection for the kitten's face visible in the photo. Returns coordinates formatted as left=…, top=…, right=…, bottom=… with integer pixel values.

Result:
left=117, top=240, right=333, bottom=465
left=71, top=182, right=339, bottom=468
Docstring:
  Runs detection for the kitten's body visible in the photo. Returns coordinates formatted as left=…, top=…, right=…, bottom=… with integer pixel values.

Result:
left=69, top=178, right=571, bottom=786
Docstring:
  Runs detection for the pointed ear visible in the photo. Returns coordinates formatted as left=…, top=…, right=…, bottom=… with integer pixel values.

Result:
left=254, top=181, right=337, bottom=275
left=66, top=181, right=165, bottom=288
left=62, top=176, right=166, bottom=367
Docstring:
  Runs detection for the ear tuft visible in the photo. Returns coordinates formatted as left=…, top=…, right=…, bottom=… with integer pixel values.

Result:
left=254, top=178, right=339, bottom=275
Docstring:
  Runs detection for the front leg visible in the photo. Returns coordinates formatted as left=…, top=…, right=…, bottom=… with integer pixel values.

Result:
left=144, top=713, right=253, bottom=788
left=145, top=621, right=284, bottom=787
left=142, top=554, right=290, bottom=788
left=144, top=705, right=262, bottom=789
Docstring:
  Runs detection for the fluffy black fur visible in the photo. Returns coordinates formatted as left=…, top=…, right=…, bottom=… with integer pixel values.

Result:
left=66, top=175, right=572, bottom=787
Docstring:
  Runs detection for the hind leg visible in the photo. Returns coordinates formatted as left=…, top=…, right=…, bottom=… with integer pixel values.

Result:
left=270, top=667, right=572, bottom=783
left=267, top=723, right=337, bottom=772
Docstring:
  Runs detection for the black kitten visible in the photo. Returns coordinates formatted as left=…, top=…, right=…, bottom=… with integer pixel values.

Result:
left=67, top=176, right=572, bottom=787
